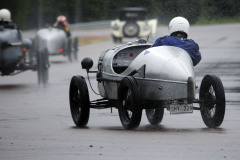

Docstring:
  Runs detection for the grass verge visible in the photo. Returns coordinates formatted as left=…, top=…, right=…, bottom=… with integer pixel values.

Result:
left=78, top=34, right=111, bottom=46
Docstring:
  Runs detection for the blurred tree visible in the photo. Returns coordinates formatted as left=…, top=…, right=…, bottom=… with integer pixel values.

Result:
left=156, top=0, right=201, bottom=24
left=1, top=0, right=32, bottom=29
left=80, top=0, right=108, bottom=22
left=0, top=0, right=239, bottom=30
left=200, top=0, right=240, bottom=19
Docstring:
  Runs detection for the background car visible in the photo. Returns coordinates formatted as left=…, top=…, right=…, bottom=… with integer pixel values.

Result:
left=0, top=25, right=49, bottom=84
left=111, top=7, right=158, bottom=43
left=33, top=27, right=78, bottom=62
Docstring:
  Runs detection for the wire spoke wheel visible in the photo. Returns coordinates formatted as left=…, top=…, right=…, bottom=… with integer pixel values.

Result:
left=122, top=88, right=134, bottom=121
left=118, top=76, right=142, bottom=130
left=69, top=76, right=90, bottom=126
left=72, top=89, right=82, bottom=117
left=200, top=75, right=225, bottom=128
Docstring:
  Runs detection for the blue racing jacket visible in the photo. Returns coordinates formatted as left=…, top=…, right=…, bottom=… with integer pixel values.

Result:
left=152, top=36, right=201, bottom=66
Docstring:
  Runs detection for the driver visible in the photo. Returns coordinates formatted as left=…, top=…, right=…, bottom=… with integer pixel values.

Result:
left=0, top=8, right=17, bottom=29
left=0, top=8, right=22, bottom=40
left=53, top=15, right=71, bottom=38
left=152, top=16, right=201, bottom=66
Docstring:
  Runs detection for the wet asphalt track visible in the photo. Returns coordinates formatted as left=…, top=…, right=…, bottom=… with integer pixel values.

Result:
left=0, top=23, right=240, bottom=160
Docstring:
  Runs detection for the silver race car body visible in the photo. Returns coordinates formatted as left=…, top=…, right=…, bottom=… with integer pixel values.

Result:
left=69, top=40, right=226, bottom=130
left=34, top=27, right=78, bottom=61
left=98, top=44, right=195, bottom=101
left=34, top=28, right=68, bottom=55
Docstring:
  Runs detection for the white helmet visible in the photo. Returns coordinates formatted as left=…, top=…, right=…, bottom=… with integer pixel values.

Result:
left=0, top=9, right=11, bottom=22
left=169, top=16, right=189, bottom=37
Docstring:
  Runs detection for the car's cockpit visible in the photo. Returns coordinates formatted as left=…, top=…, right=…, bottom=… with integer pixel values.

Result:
left=112, top=45, right=151, bottom=74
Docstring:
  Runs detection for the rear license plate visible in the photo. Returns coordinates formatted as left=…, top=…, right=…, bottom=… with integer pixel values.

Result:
left=170, top=104, right=193, bottom=114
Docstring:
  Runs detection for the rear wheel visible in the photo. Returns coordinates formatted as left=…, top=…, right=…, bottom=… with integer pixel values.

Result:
left=200, top=75, right=225, bottom=128
left=146, top=107, right=164, bottom=125
left=118, top=76, right=142, bottom=130
left=69, top=76, right=90, bottom=126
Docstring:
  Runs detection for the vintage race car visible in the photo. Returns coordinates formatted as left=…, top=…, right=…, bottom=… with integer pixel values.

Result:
left=0, top=26, right=49, bottom=84
left=34, top=27, right=78, bottom=61
left=69, top=40, right=226, bottom=130
left=111, top=7, right=157, bottom=43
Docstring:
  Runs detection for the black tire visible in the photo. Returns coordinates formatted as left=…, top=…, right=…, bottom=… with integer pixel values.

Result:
left=37, top=50, right=43, bottom=84
left=28, top=39, right=35, bottom=65
left=42, top=49, right=49, bottom=84
left=37, top=49, right=49, bottom=85
left=146, top=107, right=164, bottom=125
left=118, top=37, right=122, bottom=43
left=69, top=76, right=90, bottom=126
left=67, top=38, right=72, bottom=62
left=112, top=35, right=117, bottom=43
left=112, top=35, right=122, bottom=43
left=118, top=76, right=142, bottom=129
left=73, top=37, right=78, bottom=60
left=123, top=22, right=139, bottom=37
left=200, top=75, right=225, bottom=128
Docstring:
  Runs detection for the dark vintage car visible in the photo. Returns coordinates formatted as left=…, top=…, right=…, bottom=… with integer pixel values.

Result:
left=111, top=7, right=157, bottom=43
left=0, top=24, right=49, bottom=84
left=69, top=39, right=226, bottom=130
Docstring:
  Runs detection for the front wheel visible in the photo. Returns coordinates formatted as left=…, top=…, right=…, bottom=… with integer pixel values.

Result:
left=112, top=35, right=122, bottom=43
left=200, top=75, right=225, bottom=128
left=37, top=49, right=49, bottom=85
left=67, top=38, right=72, bottom=62
left=73, top=37, right=78, bottom=60
left=118, top=76, right=142, bottom=130
left=69, top=76, right=90, bottom=126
